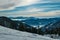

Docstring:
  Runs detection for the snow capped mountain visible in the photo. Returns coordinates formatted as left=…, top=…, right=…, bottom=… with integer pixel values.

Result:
left=0, top=26, right=59, bottom=40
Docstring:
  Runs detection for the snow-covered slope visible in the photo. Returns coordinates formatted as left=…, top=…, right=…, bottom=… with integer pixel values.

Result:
left=0, top=26, right=59, bottom=40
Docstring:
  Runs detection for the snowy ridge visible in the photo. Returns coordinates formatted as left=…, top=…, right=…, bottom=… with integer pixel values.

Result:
left=0, top=26, right=59, bottom=40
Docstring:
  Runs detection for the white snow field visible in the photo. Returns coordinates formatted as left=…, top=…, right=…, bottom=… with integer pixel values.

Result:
left=0, top=26, right=59, bottom=40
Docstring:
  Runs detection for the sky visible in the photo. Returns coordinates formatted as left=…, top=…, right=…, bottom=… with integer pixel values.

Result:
left=0, top=0, right=60, bottom=17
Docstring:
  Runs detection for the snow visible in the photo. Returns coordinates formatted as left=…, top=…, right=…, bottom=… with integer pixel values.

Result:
left=0, top=26, right=59, bottom=40
left=11, top=19, right=26, bottom=21
left=44, top=34, right=60, bottom=39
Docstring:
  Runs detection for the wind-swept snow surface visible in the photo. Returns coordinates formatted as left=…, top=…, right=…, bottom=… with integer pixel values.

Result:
left=0, top=26, right=59, bottom=40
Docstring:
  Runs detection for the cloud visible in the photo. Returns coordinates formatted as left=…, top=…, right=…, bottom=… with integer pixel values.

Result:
left=16, top=0, right=40, bottom=6
left=20, top=7, right=44, bottom=12
left=17, top=10, right=60, bottom=17
left=0, top=10, right=60, bottom=17
left=0, top=0, right=57, bottom=10
left=0, top=0, right=41, bottom=10
left=0, top=0, right=60, bottom=17
left=42, top=0, right=60, bottom=3
left=0, top=0, right=16, bottom=10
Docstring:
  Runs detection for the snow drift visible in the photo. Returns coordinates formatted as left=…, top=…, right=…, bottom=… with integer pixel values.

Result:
left=0, top=26, right=59, bottom=40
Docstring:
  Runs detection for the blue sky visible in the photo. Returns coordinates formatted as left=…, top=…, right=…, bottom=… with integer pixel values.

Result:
left=0, top=0, right=60, bottom=17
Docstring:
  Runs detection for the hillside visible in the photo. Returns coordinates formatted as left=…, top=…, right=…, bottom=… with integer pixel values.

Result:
left=0, top=26, right=59, bottom=40
left=40, top=20, right=60, bottom=34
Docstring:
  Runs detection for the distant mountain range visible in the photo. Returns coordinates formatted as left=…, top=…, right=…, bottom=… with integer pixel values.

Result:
left=9, top=17, right=60, bottom=35
left=9, top=17, right=60, bottom=27
left=0, top=16, right=37, bottom=33
left=0, top=16, right=60, bottom=35
left=0, top=16, right=33, bottom=30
